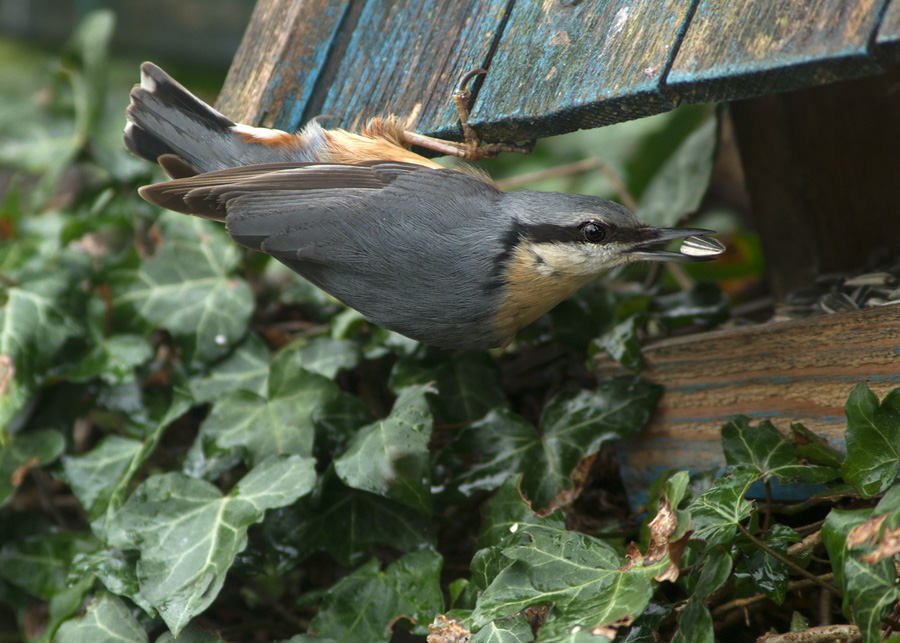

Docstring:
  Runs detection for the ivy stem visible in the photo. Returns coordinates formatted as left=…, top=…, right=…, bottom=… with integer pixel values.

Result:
left=736, top=522, right=842, bottom=598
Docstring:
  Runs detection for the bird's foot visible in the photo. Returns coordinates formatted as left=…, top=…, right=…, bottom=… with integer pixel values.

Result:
left=401, top=68, right=535, bottom=161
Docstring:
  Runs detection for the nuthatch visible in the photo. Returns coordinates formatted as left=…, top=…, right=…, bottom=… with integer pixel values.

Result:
left=124, top=63, right=724, bottom=350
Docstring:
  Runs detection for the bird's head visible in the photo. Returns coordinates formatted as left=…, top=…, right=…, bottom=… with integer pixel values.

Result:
left=489, top=192, right=724, bottom=345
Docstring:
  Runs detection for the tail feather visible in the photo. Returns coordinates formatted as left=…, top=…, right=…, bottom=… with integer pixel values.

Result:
left=124, top=62, right=306, bottom=175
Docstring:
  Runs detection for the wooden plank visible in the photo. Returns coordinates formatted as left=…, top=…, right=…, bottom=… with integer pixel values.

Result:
left=595, top=305, right=900, bottom=508
left=876, top=0, right=900, bottom=62
left=470, top=0, right=696, bottom=142
left=316, top=0, right=510, bottom=139
left=668, top=0, right=887, bottom=104
left=729, top=65, right=900, bottom=298
left=216, top=0, right=353, bottom=129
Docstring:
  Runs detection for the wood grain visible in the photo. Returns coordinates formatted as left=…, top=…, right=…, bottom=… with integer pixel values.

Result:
left=876, top=0, right=900, bottom=62
left=316, top=0, right=510, bottom=139
left=471, top=0, right=696, bottom=142
left=596, top=305, right=900, bottom=507
left=668, top=0, right=887, bottom=104
left=730, top=64, right=900, bottom=298
left=216, top=0, right=353, bottom=129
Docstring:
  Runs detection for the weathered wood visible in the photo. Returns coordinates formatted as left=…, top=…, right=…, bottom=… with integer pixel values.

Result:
left=471, top=0, right=696, bottom=142
left=595, top=305, right=900, bottom=508
left=729, top=64, right=900, bottom=298
left=216, top=0, right=353, bottom=129
left=668, top=0, right=887, bottom=104
left=876, top=0, right=900, bottom=62
left=316, top=0, right=510, bottom=139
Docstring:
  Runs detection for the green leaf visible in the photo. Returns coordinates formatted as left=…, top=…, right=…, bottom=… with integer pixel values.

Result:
left=722, top=416, right=839, bottom=484
left=0, top=429, right=65, bottom=507
left=155, top=627, right=228, bottom=643
left=670, top=598, right=713, bottom=643
left=334, top=385, right=434, bottom=515
left=446, top=376, right=662, bottom=510
left=55, top=593, right=147, bottom=643
left=111, top=213, right=254, bottom=367
left=186, top=353, right=341, bottom=474
left=686, top=545, right=732, bottom=599
left=60, top=436, right=142, bottom=515
left=478, top=477, right=566, bottom=550
left=263, top=470, right=434, bottom=567
left=188, top=332, right=270, bottom=403
left=0, top=528, right=96, bottom=600
left=283, top=336, right=361, bottom=379
left=841, top=383, right=900, bottom=498
left=648, top=283, right=728, bottom=331
left=790, top=422, right=845, bottom=468
left=0, top=274, right=83, bottom=427
left=87, top=389, right=192, bottom=537
left=471, top=613, right=534, bottom=643
left=636, top=118, right=717, bottom=227
left=821, top=508, right=873, bottom=602
left=390, top=351, right=508, bottom=423
left=688, top=469, right=756, bottom=545
left=844, top=555, right=900, bottom=643
left=471, top=525, right=668, bottom=642
left=309, top=549, right=444, bottom=642
left=107, top=455, right=316, bottom=635
left=734, top=524, right=801, bottom=604
left=591, top=317, right=642, bottom=373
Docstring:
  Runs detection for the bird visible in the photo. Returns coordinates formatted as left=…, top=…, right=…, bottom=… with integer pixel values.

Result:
left=124, top=62, right=724, bottom=351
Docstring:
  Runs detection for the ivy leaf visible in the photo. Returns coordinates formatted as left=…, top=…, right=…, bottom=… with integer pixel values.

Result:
left=55, top=593, right=147, bottom=643
left=472, top=525, right=668, bottom=642
left=390, top=351, right=508, bottom=423
left=648, top=283, right=728, bottom=331
left=0, top=274, right=83, bottom=428
left=722, top=416, right=839, bottom=484
left=309, top=549, right=444, bottom=642
left=107, top=455, right=316, bottom=635
left=111, top=213, right=254, bottom=367
left=734, top=524, right=801, bottom=604
left=59, top=435, right=142, bottom=515
left=446, top=376, right=661, bottom=510
left=841, top=383, right=900, bottom=498
left=636, top=118, right=718, bottom=227
left=0, top=429, right=65, bottom=507
left=263, top=470, right=434, bottom=567
left=791, top=423, right=845, bottom=469
left=844, top=555, right=900, bottom=643
left=334, top=385, right=435, bottom=515
left=478, top=477, right=566, bottom=550
left=186, top=351, right=341, bottom=475
left=286, top=336, right=361, bottom=379
left=688, top=469, right=756, bottom=545
left=156, top=627, right=228, bottom=643
left=471, top=614, right=534, bottom=643
left=670, top=598, right=713, bottom=643
left=591, top=317, right=643, bottom=373
left=188, top=332, right=270, bottom=403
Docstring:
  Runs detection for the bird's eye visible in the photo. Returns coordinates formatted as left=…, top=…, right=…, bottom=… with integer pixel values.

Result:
left=580, top=221, right=608, bottom=244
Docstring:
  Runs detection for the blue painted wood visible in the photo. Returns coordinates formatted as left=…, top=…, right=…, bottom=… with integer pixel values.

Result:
left=667, top=0, right=889, bottom=104
left=875, top=0, right=900, bottom=62
left=471, top=0, right=697, bottom=142
left=217, top=0, right=353, bottom=129
left=316, top=0, right=510, bottom=139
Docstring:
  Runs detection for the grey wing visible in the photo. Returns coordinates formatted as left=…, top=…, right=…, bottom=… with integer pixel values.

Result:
left=218, top=163, right=509, bottom=349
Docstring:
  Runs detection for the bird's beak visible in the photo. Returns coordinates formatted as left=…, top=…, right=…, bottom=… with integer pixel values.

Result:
left=628, top=227, right=725, bottom=263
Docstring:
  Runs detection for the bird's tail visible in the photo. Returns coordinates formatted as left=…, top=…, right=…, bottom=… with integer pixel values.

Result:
left=124, top=62, right=308, bottom=177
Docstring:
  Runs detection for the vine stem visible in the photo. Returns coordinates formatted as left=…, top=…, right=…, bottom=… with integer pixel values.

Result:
left=736, top=522, right=842, bottom=598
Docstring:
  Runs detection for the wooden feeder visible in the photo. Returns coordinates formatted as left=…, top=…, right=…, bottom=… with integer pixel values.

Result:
left=217, top=0, right=900, bottom=507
